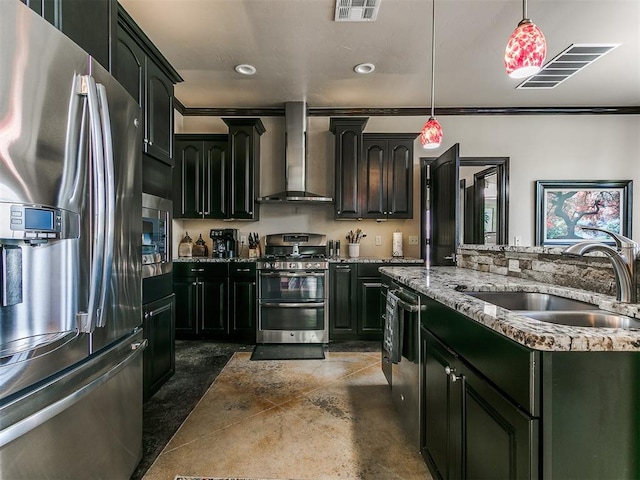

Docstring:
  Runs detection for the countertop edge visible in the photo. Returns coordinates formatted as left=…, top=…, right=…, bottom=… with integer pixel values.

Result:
left=380, top=266, right=640, bottom=352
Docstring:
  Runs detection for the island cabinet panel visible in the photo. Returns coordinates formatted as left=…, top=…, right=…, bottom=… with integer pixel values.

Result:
left=541, top=351, right=640, bottom=480
left=423, top=328, right=538, bottom=480
left=425, top=296, right=540, bottom=416
left=330, top=118, right=369, bottom=219
left=381, top=271, right=640, bottom=480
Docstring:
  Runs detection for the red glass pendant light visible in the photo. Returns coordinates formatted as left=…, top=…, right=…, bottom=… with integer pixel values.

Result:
left=420, top=0, right=442, bottom=149
left=504, top=0, right=547, bottom=78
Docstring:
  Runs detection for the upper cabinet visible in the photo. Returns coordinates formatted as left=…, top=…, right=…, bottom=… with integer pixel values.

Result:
left=174, top=134, right=228, bottom=219
left=330, top=118, right=369, bottom=219
left=174, top=119, right=265, bottom=221
left=22, top=0, right=116, bottom=71
left=330, top=118, right=415, bottom=220
left=115, top=5, right=182, bottom=168
left=361, top=134, right=415, bottom=219
left=223, top=118, right=265, bottom=221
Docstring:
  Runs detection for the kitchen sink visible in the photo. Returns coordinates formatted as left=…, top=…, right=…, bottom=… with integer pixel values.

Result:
left=521, top=311, right=640, bottom=329
left=465, top=291, right=596, bottom=311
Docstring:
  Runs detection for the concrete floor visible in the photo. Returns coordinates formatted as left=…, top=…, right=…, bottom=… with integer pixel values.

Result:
left=142, top=350, right=431, bottom=480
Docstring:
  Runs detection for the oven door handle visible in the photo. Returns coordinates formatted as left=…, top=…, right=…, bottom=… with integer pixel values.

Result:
left=259, top=272, right=326, bottom=277
left=260, top=302, right=325, bottom=308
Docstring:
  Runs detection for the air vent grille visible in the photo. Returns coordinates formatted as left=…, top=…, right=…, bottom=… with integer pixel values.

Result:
left=517, top=43, right=619, bottom=89
left=335, top=0, right=380, bottom=22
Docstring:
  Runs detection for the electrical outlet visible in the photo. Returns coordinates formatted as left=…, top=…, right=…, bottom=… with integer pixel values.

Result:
left=513, top=236, right=521, bottom=246
left=375, top=235, right=382, bottom=246
left=408, top=235, right=419, bottom=245
left=240, top=235, right=247, bottom=244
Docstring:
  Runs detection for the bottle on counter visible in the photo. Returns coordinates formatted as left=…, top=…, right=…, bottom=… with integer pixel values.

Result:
left=178, top=231, right=193, bottom=257
left=328, top=239, right=334, bottom=258
left=335, top=240, right=341, bottom=258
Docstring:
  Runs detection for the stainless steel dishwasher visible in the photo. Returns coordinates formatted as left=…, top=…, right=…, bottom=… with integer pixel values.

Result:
left=382, top=280, right=424, bottom=451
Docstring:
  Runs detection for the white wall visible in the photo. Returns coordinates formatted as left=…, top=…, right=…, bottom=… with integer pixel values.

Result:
left=173, top=113, right=640, bottom=256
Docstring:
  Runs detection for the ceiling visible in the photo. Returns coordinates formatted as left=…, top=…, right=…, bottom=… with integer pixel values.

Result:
left=119, top=0, right=640, bottom=110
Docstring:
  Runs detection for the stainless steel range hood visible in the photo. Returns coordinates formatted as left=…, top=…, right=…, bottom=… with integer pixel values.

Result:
left=257, top=102, right=333, bottom=203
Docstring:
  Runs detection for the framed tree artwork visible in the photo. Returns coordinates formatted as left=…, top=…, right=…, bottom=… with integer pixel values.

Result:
left=535, top=180, right=632, bottom=246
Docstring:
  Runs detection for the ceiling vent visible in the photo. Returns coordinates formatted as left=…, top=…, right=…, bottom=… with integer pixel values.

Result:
left=335, top=0, right=380, bottom=22
left=517, top=43, right=619, bottom=89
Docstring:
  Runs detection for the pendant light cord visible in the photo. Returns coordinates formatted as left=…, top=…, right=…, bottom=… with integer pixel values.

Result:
left=522, top=0, right=528, bottom=20
left=430, top=0, right=437, bottom=118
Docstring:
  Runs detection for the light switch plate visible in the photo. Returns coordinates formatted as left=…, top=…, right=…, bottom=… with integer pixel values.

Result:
left=375, top=235, right=382, bottom=246
left=408, top=235, right=419, bottom=245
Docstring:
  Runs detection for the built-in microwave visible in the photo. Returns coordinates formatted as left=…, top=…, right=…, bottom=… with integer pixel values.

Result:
left=142, top=193, right=172, bottom=278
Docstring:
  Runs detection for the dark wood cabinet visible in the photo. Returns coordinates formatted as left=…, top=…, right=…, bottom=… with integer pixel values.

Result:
left=143, top=294, right=175, bottom=401
left=229, top=262, right=257, bottom=341
left=174, top=135, right=228, bottom=219
left=361, top=134, right=415, bottom=219
left=173, top=262, right=228, bottom=339
left=223, top=119, right=265, bottom=220
left=330, top=262, right=418, bottom=340
left=329, top=263, right=358, bottom=337
left=330, top=118, right=369, bottom=219
left=22, top=0, right=116, bottom=71
left=116, top=6, right=182, bottom=170
left=422, top=328, right=537, bottom=480
left=175, top=122, right=263, bottom=220
left=173, top=262, right=257, bottom=340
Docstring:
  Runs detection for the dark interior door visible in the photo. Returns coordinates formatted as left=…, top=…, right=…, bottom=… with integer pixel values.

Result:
left=429, top=144, right=460, bottom=266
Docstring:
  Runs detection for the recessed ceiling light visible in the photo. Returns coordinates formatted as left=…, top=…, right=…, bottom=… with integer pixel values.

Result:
left=354, top=63, right=375, bottom=74
left=235, top=64, right=256, bottom=75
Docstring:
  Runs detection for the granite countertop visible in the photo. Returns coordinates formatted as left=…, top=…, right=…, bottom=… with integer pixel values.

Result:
left=173, top=256, right=424, bottom=264
left=379, top=266, right=640, bottom=352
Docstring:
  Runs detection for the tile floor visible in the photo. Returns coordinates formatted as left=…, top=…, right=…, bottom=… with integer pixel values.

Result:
left=142, top=351, right=431, bottom=480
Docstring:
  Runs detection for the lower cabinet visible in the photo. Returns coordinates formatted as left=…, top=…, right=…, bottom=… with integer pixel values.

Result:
left=383, top=274, right=640, bottom=480
left=330, top=262, right=419, bottom=340
left=143, top=293, right=175, bottom=401
left=229, top=262, right=257, bottom=342
left=173, top=262, right=228, bottom=338
left=422, top=327, right=537, bottom=480
left=173, top=261, right=256, bottom=341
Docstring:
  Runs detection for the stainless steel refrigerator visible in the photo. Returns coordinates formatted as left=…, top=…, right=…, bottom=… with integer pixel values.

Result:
left=0, top=1, right=144, bottom=478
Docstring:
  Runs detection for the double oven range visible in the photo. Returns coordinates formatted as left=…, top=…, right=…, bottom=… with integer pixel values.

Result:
left=256, top=233, right=329, bottom=344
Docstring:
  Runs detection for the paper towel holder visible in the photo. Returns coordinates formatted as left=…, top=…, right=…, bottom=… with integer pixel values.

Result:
left=392, top=230, right=403, bottom=257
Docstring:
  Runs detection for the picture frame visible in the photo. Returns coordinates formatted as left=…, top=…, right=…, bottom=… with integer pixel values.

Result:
left=535, top=180, right=633, bottom=246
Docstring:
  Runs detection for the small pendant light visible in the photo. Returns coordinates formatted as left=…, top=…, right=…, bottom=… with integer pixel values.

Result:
left=419, top=0, right=443, bottom=150
left=504, top=0, right=547, bottom=78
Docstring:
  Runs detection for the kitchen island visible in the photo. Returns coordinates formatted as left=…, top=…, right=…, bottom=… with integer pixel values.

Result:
left=380, top=265, right=640, bottom=480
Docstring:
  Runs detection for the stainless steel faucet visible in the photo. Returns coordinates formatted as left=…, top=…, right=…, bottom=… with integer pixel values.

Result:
left=563, top=227, right=638, bottom=303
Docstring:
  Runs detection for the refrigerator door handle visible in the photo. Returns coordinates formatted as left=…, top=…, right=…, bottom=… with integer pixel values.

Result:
left=78, top=75, right=106, bottom=333
left=95, top=83, right=115, bottom=328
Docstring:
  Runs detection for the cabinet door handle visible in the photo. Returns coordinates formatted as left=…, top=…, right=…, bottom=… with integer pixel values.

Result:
left=192, top=281, right=198, bottom=286
left=191, top=268, right=205, bottom=272
left=237, top=268, right=251, bottom=272
left=445, top=366, right=463, bottom=383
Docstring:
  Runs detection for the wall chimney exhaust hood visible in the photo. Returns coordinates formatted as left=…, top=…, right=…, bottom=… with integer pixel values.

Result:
left=257, top=102, right=333, bottom=204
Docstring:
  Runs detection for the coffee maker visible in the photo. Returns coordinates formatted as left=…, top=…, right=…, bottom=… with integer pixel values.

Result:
left=210, top=228, right=238, bottom=258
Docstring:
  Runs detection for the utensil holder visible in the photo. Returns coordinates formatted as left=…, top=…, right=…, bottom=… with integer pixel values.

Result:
left=348, top=243, right=360, bottom=258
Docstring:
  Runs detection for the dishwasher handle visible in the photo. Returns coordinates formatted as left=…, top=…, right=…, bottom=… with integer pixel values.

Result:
left=389, top=289, right=426, bottom=313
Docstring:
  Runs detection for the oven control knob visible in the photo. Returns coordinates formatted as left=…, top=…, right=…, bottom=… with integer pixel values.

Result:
left=289, top=262, right=296, bottom=269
